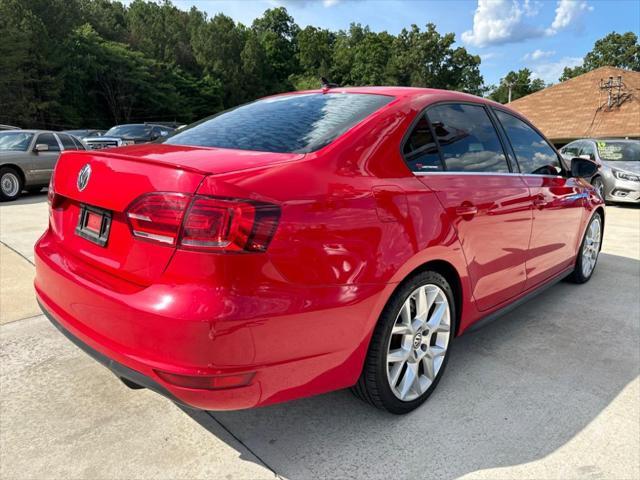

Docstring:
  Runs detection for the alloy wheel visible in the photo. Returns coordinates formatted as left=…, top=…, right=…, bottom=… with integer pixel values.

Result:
left=1, top=172, right=20, bottom=198
left=386, top=284, right=451, bottom=401
left=581, top=216, right=601, bottom=278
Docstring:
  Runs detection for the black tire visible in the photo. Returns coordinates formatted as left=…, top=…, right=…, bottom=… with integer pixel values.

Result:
left=352, top=270, right=456, bottom=414
left=0, top=167, right=23, bottom=202
left=591, top=176, right=605, bottom=202
left=567, top=212, right=602, bottom=284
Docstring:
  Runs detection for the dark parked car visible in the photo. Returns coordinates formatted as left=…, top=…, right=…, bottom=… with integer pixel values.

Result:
left=0, top=130, right=84, bottom=201
left=62, top=129, right=106, bottom=141
left=83, top=124, right=174, bottom=150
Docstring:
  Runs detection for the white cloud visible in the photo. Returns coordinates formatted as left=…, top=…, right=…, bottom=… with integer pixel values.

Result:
left=532, top=56, right=583, bottom=83
left=524, top=49, right=556, bottom=60
left=462, top=0, right=542, bottom=47
left=463, top=0, right=593, bottom=47
left=270, top=0, right=343, bottom=7
left=546, top=0, right=593, bottom=35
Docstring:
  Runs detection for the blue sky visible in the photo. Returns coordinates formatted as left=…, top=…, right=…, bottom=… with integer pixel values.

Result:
left=174, top=0, right=640, bottom=86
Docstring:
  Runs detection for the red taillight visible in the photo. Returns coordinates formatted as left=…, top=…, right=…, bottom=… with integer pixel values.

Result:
left=126, top=193, right=190, bottom=246
left=125, top=193, right=280, bottom=252
left=47, top=174, right=62, bottom=209
left=154, top=370, right=255, bottom=390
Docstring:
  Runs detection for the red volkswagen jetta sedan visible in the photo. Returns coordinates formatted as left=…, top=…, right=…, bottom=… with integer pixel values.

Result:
left=35, top=87, right=603, bottom=414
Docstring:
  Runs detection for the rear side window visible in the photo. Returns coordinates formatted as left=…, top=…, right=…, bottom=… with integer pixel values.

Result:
left=562, top=142, right=581, bottom=157
left=403, top=115, right=443, bottom=172
left=71, top=136, right=85, bottom=149
left=36, top=133, right=60, bottom=152
left=58, top=133, right=77, bottom=150
left=426, top=103, right=509, bottom=173
left=165, top=93, right=393, bottom=153
left=494, top=110, right=561, bottom=175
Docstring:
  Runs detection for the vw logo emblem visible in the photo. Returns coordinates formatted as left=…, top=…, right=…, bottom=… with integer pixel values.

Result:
left=77, top=164, right=91, bottom=191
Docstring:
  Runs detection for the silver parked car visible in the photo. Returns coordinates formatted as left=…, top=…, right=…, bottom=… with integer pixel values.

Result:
left=560, top=139, right=640, bottom=204
left=0, top=130, right=85, bottom=201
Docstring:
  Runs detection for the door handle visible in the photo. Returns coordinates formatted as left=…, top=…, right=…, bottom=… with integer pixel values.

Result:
left=533, top=194, right=547, bottom=209
left=455, top=204, right=478, bottom=217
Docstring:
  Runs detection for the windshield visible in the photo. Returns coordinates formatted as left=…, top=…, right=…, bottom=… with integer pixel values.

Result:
left=0, top=132, right=34, bottom=151
left=596, top=141, right=640, bottom=161
left=164, top=93, right=394, bottom=153
left=104, top=125, right=152, bottom=138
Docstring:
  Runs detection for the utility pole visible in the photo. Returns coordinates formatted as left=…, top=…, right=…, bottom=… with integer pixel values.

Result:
left=507, top=82, right=514, bottom=103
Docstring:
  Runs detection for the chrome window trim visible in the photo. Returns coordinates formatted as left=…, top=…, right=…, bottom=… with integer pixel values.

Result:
left=413, top=171, right=565, bottom=179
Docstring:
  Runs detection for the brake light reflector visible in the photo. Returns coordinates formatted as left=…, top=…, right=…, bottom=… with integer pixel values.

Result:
left=126, top=193, right=190, bottom=245
left=154, top=370, right=255, bottom=390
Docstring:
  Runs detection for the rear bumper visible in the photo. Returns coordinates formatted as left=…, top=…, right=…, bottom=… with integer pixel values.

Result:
left=35, top=230, right=391, bottom=410
left=39, top=300, right=183, bottom=406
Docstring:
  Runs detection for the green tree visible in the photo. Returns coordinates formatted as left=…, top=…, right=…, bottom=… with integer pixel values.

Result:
left=386, top=24, right=483, bottom=94
left=191, top=13, right=247, bottom=107
left=560, top=31, right=639, bottom=81
left=488, top=68, right=545, bottom=104
left=252, top=7, right=300, bottom=90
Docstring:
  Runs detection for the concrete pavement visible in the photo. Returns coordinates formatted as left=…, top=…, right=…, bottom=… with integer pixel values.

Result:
left=1, top=192, right=638, bottom=479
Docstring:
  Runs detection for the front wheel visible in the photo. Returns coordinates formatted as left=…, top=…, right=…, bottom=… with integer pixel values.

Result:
left=591, top=176, right=605, bottom=201
left=568, top=212, right=602, bottom=284
left=352, top=271, right=455, bottom=414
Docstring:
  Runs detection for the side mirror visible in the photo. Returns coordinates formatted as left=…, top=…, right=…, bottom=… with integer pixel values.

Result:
left=34, top=143, right=49, bottom=152
left=571, top=157, right=598, bottom=178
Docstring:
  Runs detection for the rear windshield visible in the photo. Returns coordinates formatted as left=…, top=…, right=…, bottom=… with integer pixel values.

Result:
left=596, top=141, right=640, bottom=161
left=105, top=125, right=152, bottom=138
left=164, top=93, right=393, bottom=153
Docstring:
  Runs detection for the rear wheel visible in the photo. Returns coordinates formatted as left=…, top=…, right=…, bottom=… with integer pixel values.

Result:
left=568, top=212, right=602, bottom=284
left=352, top=271, right=455, bottom=414
left=0, top=167, right=23, bottom=202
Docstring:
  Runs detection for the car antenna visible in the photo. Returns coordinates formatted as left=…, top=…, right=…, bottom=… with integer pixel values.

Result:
left=321, top=77, right=339, bottom=92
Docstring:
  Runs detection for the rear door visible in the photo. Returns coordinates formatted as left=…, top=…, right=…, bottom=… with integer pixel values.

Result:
left=409, top=103, right=532, bottom=311
left=493, top=109, right=585, bottom=288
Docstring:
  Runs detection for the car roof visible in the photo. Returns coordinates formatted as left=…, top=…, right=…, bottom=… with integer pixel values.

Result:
left=271, top=86, right=514, bottom=114
left=569, top=138, right=639, bottom=143
left=0, top=129, right=56, bottom=134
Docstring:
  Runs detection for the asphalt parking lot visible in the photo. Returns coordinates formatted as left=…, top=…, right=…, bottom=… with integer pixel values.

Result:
left=1, top=193, right=638, bottom=480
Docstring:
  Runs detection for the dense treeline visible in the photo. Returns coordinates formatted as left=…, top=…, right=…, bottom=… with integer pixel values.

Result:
left=0, top=0, right=484, bottom=129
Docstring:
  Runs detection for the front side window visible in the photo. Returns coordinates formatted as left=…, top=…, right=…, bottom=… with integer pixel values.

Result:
left=495, top=109, right=561, bottom=175
left=36, top=133, right=60, bottom=152
left=402, top=115, right=443, bottom=172
left=0, top=132, right=34, bottom=151
left=426, top=103, right=509, bottom=173
left=165, top=93, right=394, bottom=154
left=579, top=141, right=596, bottom=160
left=561, top=142, right=581, bottom=158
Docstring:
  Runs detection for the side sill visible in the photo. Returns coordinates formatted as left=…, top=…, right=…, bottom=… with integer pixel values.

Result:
left=464, top=266, right=574, bottom=334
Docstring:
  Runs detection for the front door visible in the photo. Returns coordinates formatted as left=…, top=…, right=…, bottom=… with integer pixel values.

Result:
left=493, top=109, right=585, bottom=288
left=406, top=103, right=532, bottom=311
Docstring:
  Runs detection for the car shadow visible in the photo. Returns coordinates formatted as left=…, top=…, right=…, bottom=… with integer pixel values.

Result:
left=3, top=189, right=49, bottom=206
left=184, top=252, right=639, bottom=479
